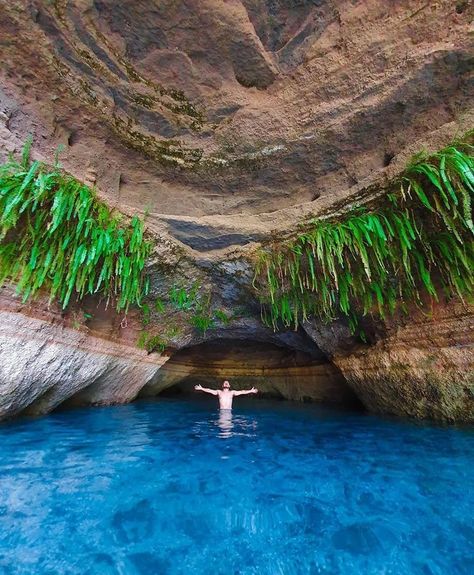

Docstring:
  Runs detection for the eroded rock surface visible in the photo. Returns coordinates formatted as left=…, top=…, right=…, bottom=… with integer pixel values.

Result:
left=0, top=311, right=168, bottom=419
left=305, top=304, right=474, bottom=422
left=0, top=1, right=472, bottom=233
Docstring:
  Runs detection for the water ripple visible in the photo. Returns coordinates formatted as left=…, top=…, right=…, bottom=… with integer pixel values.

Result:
left=0, top=398, right=473, bottom=575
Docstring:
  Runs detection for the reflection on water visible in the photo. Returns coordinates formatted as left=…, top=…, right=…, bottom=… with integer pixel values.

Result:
left=217, top=409, right=234, bottom=437
left=216, top=409, right=258, bottom=438
left=0, top=398, right=473, bottom=575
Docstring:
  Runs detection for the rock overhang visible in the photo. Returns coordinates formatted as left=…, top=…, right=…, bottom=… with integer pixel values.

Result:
left=0, top=0, right=472, bottom=240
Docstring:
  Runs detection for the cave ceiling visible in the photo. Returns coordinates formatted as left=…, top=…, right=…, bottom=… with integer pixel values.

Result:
left=0, top=0, right=472, bottom=252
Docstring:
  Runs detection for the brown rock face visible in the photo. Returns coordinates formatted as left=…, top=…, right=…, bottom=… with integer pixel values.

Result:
left=335, top=307, right=474, bottom=422
left=304, top=304, right=474, bottom=423
left=0, top=1, right=473, bottom=422
left=1, top=1, right=472, bottom=233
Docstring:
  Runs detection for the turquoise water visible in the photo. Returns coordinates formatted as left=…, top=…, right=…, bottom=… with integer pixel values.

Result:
left=0, top=398, right=473, bottom=575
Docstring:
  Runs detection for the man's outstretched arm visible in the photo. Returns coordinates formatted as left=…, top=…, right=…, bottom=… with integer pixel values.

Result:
left=194, top=384, right=219, bottom=395
left=233, top=387, right=258, bottom=396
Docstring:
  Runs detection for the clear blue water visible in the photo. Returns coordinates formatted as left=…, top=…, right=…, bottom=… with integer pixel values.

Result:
left=0, top=398, right=473, bottom=575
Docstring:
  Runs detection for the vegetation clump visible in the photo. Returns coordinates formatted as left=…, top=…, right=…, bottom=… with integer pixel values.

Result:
left=137, top=282, right=234, bottom=352
left=253, top=139, right=474, bottom=333
left=137, top=331, right=168, bottom=353
left=0, top=141, right=152, bottom=312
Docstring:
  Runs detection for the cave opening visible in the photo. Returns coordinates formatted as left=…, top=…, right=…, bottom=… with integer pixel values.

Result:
left=138, top=338, right=363, bottom=410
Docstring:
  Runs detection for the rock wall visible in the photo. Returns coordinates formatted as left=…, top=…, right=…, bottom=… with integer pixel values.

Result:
left=0, top=287, right=357, bottom=419
left=0, top=288, right=472, bottom=422
left=0, top=310, right=167, bottom=420
left=0, top=1, right=472, bottom=244
left=337, top=309, right=474, bottom=423
left=143, top=362, right=356, bottom=405
left=305, top=303, right=474, bottom=423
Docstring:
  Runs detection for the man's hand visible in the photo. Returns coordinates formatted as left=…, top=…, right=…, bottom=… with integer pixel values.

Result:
left=195, top=384, right=203, bottom=391
left=251, top=387, right=258, bottom=394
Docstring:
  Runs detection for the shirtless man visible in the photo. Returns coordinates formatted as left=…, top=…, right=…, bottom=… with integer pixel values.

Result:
left=194, top=380, right=258, bottom=409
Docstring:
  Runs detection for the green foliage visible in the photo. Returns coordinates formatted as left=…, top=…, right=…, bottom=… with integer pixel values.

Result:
left=0, top=142, right=152, bottom=311
left=163, top=324, right=183, bottom=339
left=142, top=282, right=234, bottom=336
left=190, top=313, right=215, bottom=333
left=254, top=140, right=474, bottom=331
left=146, top=334, right=167, bottom=353
left=137, top=322, right=182, bottom=354
left=169, top=282, right=200, bottom=311
left=137, top=331, right=167, bottom=353
left=167, top=281, right=219, bottom=333
left=141, top=304, right=151, bottom=325
left=137, top=330, right=149, bottom=349
left=214, top=309, right=230, bottom=325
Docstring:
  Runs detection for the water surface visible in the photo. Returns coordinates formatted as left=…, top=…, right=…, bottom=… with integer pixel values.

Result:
left=0, top=398, right=473, bottom=574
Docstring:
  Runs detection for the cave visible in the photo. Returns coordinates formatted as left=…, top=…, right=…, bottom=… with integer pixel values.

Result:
left=0, top=2, right=472, bottom=572
left=139, top=338, right=363, bottom=409
left=0, top=1, right=472, bottom=426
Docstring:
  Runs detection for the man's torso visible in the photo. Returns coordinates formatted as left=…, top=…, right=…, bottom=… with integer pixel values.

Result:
left=217, top=390, right=233, bottom=409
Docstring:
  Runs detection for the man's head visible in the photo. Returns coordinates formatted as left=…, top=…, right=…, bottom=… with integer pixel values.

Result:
left=222, top=380, right=231, bottom=389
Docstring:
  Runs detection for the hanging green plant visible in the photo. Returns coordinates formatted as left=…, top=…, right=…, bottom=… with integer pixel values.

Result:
left=0, top=139, right=152, bottom=312
left=253, top=138, right=474, bottom=333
